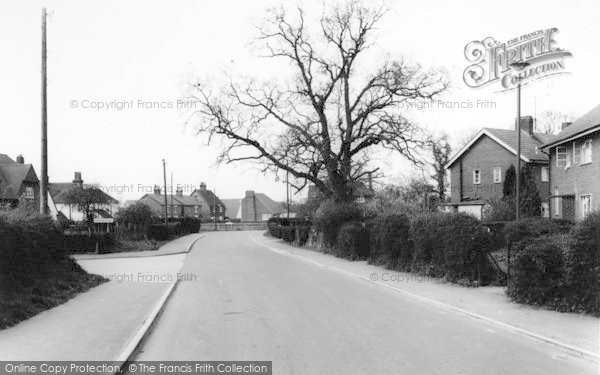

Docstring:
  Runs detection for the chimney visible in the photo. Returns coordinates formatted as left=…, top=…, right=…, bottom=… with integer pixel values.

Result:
left=73, top=171, right=83, bottom=187
left=245, top=190, right=254, bottom=198
left=516, top=116, right=534, bottom=135
left=153, top=185, right=161, bottom=195
left=200, top=182, right=206, bottom=191
left=561, top=122, right=573, bottom=131
left=176, top=187, right=183, bottom=196
left=16, top=155, right=24, bottom=164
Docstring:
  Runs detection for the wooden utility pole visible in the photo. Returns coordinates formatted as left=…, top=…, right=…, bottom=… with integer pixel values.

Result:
left=162, top=159, right=168, bottom=225
left=213, top=187, right=217, bottom=230
left=40, top=8, right=49, bottom=215
left=286, top=169, right=290, bottom=218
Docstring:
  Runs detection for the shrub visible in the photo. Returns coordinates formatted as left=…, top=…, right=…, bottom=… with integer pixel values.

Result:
left=336, top=221, right=369, bottom=260
left=281, top=225, right=296, bottom=242
left=295, top=222, right=311, bottom=246
left=482, top=197, right=514, bottom=222
left=147, top=224, right=171, bottom=240
left=504, top=217, right=574, bottom=246
left=564, top=212, right=600, bottom=313
left=314, top=200, right=363, bottom=248
left=367, top=214, right=412, bottom=270
left=410, top=212, right=494, bottom=283
left=508, top=235, right=567, bottom=306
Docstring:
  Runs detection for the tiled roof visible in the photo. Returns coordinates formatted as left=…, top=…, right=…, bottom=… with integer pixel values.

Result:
left=172, top=195, right=202, bottom=206
left=191, top=189, right=224, bottom=209
left=543, top=104, right=600, bottom=147
left=221, top=198, right=241, bottom=218
left=484, top=128, right=554, bottom=162
left=447, top=127, right=557, bottom=168
left=0, top=154, right=15, bottom=164
left=50, top=183, right=118, bottom=204
left=254, top=193, right=285, bottom=214
left=0, top=164, right=38, bottom=201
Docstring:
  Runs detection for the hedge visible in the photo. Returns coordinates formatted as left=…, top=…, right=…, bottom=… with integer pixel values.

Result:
left=410, top=212, right=494, bottom=284
left=565, top=212, right=600, bottom=313
left=314, top=200, right=363, bottom=247
left=509, top=235, right=567, bottom=306
left=335, top=221, right=369, bottom=260
left=367, top=214, right=412, bottom=271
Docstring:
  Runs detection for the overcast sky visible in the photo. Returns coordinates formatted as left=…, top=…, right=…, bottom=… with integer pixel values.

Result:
left=1, top=0, right=598, bottom=203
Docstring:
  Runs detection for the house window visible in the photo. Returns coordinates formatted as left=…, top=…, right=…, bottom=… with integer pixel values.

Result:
left=473, top=169, right=481, bottom=185
left=554, top=188, right=560, bottom=216
left=581, top=195, right=592, bottom=219
left=556, top=145, right=567, bottom=167
left=24, top=186, right=34, bottom=199
left=541, top=166, right=549, bottom=182
left=581, top=139, right=593, bottom=164
left=573, top=141, right=580, bottom=164
left=194, top=205, right=199, bottom=215
left=541, top=202, right=549, bottom=218
left=493, top=167, right=502, bottom=183
left=565, top=153, right=571, bottom=169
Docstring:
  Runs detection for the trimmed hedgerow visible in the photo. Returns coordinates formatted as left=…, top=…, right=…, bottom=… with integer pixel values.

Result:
left=314, top=200, right=363, bottom=248
left=410, top=212, right=494, bottom=284
left=367, top=214, right=412, bottom=271
left=564, top=212, right=600, bottom=313
left=508, top=235, right=567, bottom=307
left=335, top=221, right=369, bottom=260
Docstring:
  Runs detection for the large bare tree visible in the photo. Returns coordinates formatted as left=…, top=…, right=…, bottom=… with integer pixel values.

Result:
left=189, top=2, right=447, bottom=202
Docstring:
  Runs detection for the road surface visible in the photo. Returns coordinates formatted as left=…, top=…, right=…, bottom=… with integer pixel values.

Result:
left=134, top=231, right=596, bottom=374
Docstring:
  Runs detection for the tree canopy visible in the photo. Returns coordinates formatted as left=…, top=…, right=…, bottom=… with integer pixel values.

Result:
left=189, top=1, right=447, bottom=202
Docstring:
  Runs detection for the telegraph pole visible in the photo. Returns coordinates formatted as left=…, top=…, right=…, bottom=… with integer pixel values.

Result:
left=40, top=8, right=48, bottom=215
left=162, top=159, right=168, bottom=225
left=213, top=186, right=217, bottom=230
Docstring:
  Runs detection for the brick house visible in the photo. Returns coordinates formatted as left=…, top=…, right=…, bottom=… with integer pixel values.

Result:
left=444, top=117, right=555, bottom=219
left=542, top=104, right=600, bottom=221
left=139, top=186, right=204, bottom=219
left=190, top=182, right=225, bottom=220
left=0, top=154, right=39, bottom=209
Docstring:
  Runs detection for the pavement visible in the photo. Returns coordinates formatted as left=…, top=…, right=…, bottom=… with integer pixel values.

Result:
left=133, top=231, right=598, bottom=374
left=249, top=233, right=600, bottom=358
left=0, top=233, right=200, bottom=361
left=72, top=233, right=204, bottom=260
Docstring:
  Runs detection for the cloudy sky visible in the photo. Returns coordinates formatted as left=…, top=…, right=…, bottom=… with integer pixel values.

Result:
left=1, top=0, right=598, bottom=203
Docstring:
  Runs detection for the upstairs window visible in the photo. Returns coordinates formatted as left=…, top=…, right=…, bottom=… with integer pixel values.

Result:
left=541, top=166, right=549, bottom=182
left=556, top=145, right=568, bottom=167
left=493, top=167, right=502, bottom=183
left=24, top=186, right=34, bottom=199
left=581, top=139, right=593, bottom=164
left=473, top=169, right=481, bottom=185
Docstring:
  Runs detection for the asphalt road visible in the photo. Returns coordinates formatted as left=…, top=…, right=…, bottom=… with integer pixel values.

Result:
left=134, top=231, right=597, bottom=374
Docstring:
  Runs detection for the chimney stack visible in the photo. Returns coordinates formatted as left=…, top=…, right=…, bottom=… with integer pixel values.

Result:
left=153, top=185, right=161, bottom=195
left=200, top=182, right=206, bottom=191
left=16, top=155, right=24, bottom=164
left=561, top=122, right=573, bottom=131
left=73, top=171, right=83, bottom=187
left=176, top=187, right=183, bottom=196
left=516, top=116, right=534, bottom=135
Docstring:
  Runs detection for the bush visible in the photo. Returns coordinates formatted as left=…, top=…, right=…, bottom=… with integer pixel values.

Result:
left=509, top=235, right=568, bottom=306
left=335, top=221, right=369, bottom=260
left=147, top=224, right=171, bottom=240
left=482, top=197, right=514, bottom=222
left=410, top=212, right=494, bottom=283
left=295, top=222, right=311, bottom=246
left=504, top=217, right=574, bottom=247
left=564, top=212, right=600, bottom=313
left=314, top=200, right=363, bottom=248
left=367, top=214, right=412, bottom=270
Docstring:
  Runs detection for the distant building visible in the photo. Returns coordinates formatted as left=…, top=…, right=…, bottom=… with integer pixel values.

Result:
left=542, top=104, right=600, bottom=221
left=190, top=182, right=225, bottom=220
left=50, top=172, right=119, bottom=222
left=0, top=153, right=59, bottom=218
left=221, top=198, right=241, bottom=220
left=139, top=186, right=204, bottom=219
left=444, top=117, right=556, bottom=219
left=240, top=190, right=285, bottom=222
